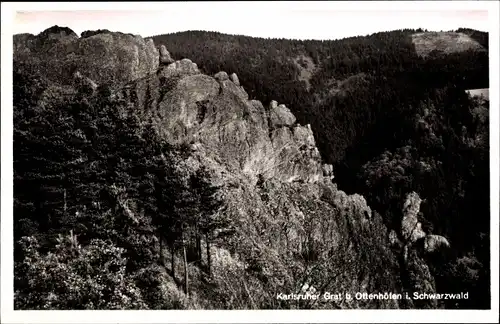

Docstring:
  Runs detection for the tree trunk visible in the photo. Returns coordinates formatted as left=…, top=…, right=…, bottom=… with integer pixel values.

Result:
left=285, top=227, right=289, bottom=255
left=63, top=189, right=67, bottom=216
left=183, top=234, right=189, bottom=296
left=206, top=232, right=211, bottom=277
left=197, top=234, right=202, bottom=263
left=195, top=222, right=202, bottom=263
left=171, top=245, right=175, bottom=280
left=159, top=233, right=163, bottom=266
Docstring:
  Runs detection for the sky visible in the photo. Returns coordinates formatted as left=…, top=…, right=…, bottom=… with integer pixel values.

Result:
left=7, top=2, right=491, bottom=41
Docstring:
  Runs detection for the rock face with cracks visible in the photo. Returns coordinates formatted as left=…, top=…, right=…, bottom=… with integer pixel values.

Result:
left=121, top=63, right=324, bottom=184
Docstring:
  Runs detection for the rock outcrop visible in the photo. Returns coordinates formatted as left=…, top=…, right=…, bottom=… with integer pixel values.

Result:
left=39, top=25, right=78, bottom=42
left=80, top=29, right=112, bottom=39
left=117, top=55, right=401, bottom=307
left=397, top=192, right=451, bottom=308
left=424, top=234, right=450, bottom=253
left=269, top=103, right=296, bottom=128
left=401, top=192, right=426, bottom=243
left=159, top=45, right=174, bottom=65
left=400, top=192, right=451, bottom=254
left=214, top=71, right=229, bottom=81
left=158, top=58, right=199, bottom=80
left=230, top=73, right=240, bottom=86
left=13, top=26, right=159, bottom=86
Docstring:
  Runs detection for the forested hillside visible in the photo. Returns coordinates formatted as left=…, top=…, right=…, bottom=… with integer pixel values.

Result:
left=13, top=26, right=490, bottom=310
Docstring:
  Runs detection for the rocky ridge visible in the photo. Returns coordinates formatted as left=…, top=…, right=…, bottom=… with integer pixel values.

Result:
left=13, top=26, right=445, bottom=309
left=120, top=60, right=329, bottom=185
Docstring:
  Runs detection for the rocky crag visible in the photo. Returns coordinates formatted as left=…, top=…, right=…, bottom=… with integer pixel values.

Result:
left=14, top=26, right=158, bottom=86
left=13, top=26, right=448, bottom=309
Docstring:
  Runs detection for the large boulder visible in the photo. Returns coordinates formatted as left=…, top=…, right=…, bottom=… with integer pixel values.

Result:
left=214, top=71, right=229, bottom=82
left=158, top=58, right=200, bottom=80
left=159, top=45, right=174, bottom=64
left=71, top=32, right=159, bottom=85
left=424, top=235, right=450, bottom=253
left=269, top=100, right=278, bottom=109
left=269, top=104, right=296, bottom=128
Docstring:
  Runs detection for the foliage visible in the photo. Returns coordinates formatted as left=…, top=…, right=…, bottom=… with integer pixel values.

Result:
left=14, top=234, right=147, bottom=309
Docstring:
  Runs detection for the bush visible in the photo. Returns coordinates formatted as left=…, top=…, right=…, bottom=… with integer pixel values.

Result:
left=14, top=233, right=147, bottom=310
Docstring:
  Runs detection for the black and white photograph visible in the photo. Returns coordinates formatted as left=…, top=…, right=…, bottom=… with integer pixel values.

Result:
left=1, top=1, right=499, bottom=323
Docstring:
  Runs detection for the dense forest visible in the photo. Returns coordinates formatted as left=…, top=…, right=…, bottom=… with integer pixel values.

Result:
left=13, top=27, right=490, bottom=309
left=14, top=61, right=239, bottom=308
left=152, top=28, right=490, bottom=309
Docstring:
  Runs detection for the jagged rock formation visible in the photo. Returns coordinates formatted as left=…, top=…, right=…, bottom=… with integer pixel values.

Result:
left=400, top=192, right=450, bottom=253
left=158, top=58, right=199, bottom=80
left=121, top=64, right=323, bottom=184
left=13, top=27, right=404, bottom=309
left=397, top=192, right=451, bottom=308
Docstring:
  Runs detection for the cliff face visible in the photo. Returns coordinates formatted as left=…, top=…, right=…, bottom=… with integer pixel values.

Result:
left=121, top=62, right=324, bottom=184
left=14, top=27, right=407, bottom=309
